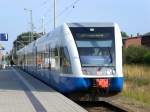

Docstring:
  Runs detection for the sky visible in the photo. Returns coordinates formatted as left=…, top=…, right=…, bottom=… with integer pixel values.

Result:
left=0, top=0, right=150, bottom=52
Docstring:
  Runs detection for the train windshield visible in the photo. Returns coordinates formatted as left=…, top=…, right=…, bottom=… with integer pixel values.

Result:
left=77, top=41, right=114, bottom=67
left=70, top=27, right=115, bottom=67
left=70, top=27, right=114, bottom=40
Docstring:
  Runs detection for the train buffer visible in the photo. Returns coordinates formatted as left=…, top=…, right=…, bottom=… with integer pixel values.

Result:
left=0, top=67, right=87, bottom=112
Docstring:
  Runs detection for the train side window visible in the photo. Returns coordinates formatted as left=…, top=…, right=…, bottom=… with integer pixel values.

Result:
left=50, top=48, right=56, bottom=70
left=60, top=47, right=72, bottom=74
left=43, top=51, right=50, bottom=69
left=37, top=52, right=44, bottom=69
left=55, top=48, right=58, bottom=57
left=50, top=47, right=60, bottom=71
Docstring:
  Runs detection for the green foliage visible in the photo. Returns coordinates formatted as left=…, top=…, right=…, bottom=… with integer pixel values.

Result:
left=121, top=31, right=129, bottom=37
left=12, top=32, right=42, bottom=62
left=13, top=32, right=42, bottom=51
left=123, top=46, right=150, bottom=64
left=144, top=51, right=150, bottom=65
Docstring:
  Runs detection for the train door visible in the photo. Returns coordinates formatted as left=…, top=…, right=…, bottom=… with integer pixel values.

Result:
left=43, top=44, right=51, bottom=69
left=50, top=47, right=60, bottom=71
left=55, top=47, right=60, bottom=71
left=49, top=45, right=55, bottom=71
left=36, top=50, right=44, bottom=70
left=48, top=45, right=51, bottom=70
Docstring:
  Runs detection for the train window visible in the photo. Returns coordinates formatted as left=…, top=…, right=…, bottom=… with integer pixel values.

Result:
left=60, top=47, right=72, bottom=74
left=33, top=49, right=37, bottom=68
left=51, top=48, right=55, bottom=57
left=50, top=48, right=56, bottom=70
left=37, top=53, right=44, bottom=69
left=76, top=40, right=112, bottom=48
left=55, top=48, right=58, bottom=56
left=43, top=52, right=49, bottom=69
left=51, top=47, right=60, bottom=71
left=70, top=27, right=114, bottom=40
left=78, top=47, right=114, bottom=67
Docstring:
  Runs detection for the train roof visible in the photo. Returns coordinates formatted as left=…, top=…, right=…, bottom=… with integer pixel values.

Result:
left=67, top=22, right=116, bottom=28
left=16, top=22, right=118, bottom=54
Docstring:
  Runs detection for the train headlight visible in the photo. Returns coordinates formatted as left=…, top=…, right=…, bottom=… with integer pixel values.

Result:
left=106, top=69, right=112, bottom=75
left=98, top=68, right=115, bottom=76
left=112, top=69, right=116, bottom=74
left=96, top=70, right=101, bottom=75
left=106, top=68, right=116, bottom=75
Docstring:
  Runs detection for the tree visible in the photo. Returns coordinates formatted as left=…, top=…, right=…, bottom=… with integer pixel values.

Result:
left=121, top=31, right=129, bottom=38
left=12, top=32, right=43, bottom=63
left=123, top=46, right=149, bottom=64
left=13, top=32, right=42, bottom=51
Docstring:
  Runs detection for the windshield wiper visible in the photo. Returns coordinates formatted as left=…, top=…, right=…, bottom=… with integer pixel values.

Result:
left=107, top=47, right=112, bottom=63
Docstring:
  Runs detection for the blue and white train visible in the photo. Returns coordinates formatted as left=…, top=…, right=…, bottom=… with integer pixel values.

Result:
left=16, top=23, right=123, bottom=96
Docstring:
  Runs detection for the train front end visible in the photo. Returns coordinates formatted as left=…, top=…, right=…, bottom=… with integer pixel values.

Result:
left=65, top=23, right=123, bottom=96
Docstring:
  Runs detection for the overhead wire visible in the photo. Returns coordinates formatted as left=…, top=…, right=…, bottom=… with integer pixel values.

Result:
left=36, top=0, right=53, bottom=32
left=37, top=0, right=82, bottom=32
left=57, top=0, right=81, bottom=17
left=41, top=0, right=49, bottom=7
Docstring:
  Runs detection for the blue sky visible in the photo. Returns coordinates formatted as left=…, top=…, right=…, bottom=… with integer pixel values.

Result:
left=0, top=0, right=150, bottom=52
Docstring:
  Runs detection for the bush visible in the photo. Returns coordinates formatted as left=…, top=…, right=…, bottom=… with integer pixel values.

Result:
left=144, top=51, right=150, bottom=65
left=123, top=46, right=149, bottom=64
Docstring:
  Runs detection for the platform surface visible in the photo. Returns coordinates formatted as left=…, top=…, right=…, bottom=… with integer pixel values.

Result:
left=0, top=67, right=87, bottom=112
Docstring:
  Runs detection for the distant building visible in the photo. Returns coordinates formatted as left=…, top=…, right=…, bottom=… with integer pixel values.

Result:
left=141, top=32, right=150, bottom=48
left=122, top=34, right=141, bottom=48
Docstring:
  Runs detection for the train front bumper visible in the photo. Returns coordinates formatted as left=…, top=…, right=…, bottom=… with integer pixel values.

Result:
left=57, top=76, right=124, bottom=94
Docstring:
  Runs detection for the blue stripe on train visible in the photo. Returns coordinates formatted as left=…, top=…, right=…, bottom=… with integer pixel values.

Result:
left=109, top=77, right=124, bottom=92
left=49, top=75, right=124, bottom=93
left=25, top=68, right=123, bottom=94
left=49, top=73, right=124, bottom=93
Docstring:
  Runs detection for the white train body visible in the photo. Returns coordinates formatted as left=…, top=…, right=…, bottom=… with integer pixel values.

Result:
left=17, top=23, right=123, bottom=94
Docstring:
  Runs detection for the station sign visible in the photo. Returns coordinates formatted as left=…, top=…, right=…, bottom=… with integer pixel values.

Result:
left=0, top=33, right=8, bottom=41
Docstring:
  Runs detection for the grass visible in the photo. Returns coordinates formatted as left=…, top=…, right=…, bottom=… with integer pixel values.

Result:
left=122, top=64, right=150, bottom=106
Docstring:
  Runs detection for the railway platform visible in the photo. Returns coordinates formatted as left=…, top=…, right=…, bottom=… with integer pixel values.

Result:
left=0, top=67, right=87, bottom=112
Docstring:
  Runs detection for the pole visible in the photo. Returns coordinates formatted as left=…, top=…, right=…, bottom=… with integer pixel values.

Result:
left=24, top=8, right=34, bottom=43
left=54, top=0, right=56, bottom=29
left=42, top=16, right=45, bottom=35
left=30, top=10, right=34, bottom=42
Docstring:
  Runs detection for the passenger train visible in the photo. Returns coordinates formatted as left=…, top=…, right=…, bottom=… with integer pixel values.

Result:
left=16, top=23, right=124, bottom=97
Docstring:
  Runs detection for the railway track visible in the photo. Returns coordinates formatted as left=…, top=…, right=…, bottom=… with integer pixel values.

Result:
left=76, top=101, right=132, bottom=112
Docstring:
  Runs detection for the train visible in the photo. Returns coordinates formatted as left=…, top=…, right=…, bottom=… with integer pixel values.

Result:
left=16, top=23, right=124, bottom=98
